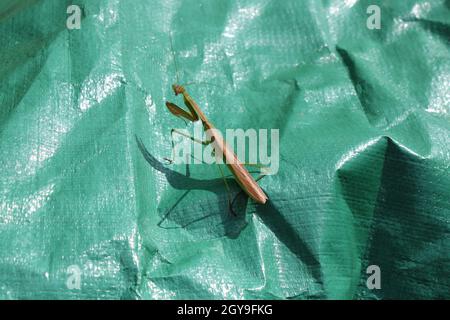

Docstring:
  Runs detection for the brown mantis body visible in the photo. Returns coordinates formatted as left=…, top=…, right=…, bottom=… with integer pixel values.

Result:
left=165, top=84, right=268, bottom=205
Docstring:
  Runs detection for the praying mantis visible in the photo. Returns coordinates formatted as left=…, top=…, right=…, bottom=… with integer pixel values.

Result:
left=161, top=35, right=268, bottom=212
left=164, top=84, right=268, bottom=208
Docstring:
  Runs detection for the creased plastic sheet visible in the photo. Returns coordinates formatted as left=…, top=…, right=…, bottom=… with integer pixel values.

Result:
left=0, top=0, right=449, bottom=299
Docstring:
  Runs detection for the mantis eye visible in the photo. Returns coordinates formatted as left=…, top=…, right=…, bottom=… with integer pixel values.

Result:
left=172, top=84, right=185, bottom=95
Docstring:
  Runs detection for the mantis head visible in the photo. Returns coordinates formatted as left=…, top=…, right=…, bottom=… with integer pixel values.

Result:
left=172, top=84, right=185, bottom=95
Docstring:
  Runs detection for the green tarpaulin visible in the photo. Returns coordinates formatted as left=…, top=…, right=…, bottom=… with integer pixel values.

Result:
left=0, top=0, right=449, bottom=299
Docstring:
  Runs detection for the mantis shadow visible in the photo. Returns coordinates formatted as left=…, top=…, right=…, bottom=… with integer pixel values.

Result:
left=137, top=136, right=322, bottom=284
left=135, top=135, right=249, bottom=238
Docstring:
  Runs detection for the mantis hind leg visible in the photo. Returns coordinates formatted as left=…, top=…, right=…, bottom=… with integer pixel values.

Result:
left=230, top=170, right=268, bottom=210
left=215, top=163, right=238, bottom=216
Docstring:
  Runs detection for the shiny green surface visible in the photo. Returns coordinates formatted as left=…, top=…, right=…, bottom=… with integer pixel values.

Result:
left=0, top=0, right=449, bottom=299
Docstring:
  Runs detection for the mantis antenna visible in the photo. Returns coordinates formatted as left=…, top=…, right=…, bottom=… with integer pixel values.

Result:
left=169, top=34, right=223, bottom=90
left=183, top=81, right=222, bottom=89
left=169, top=32, right=181, bottom=84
